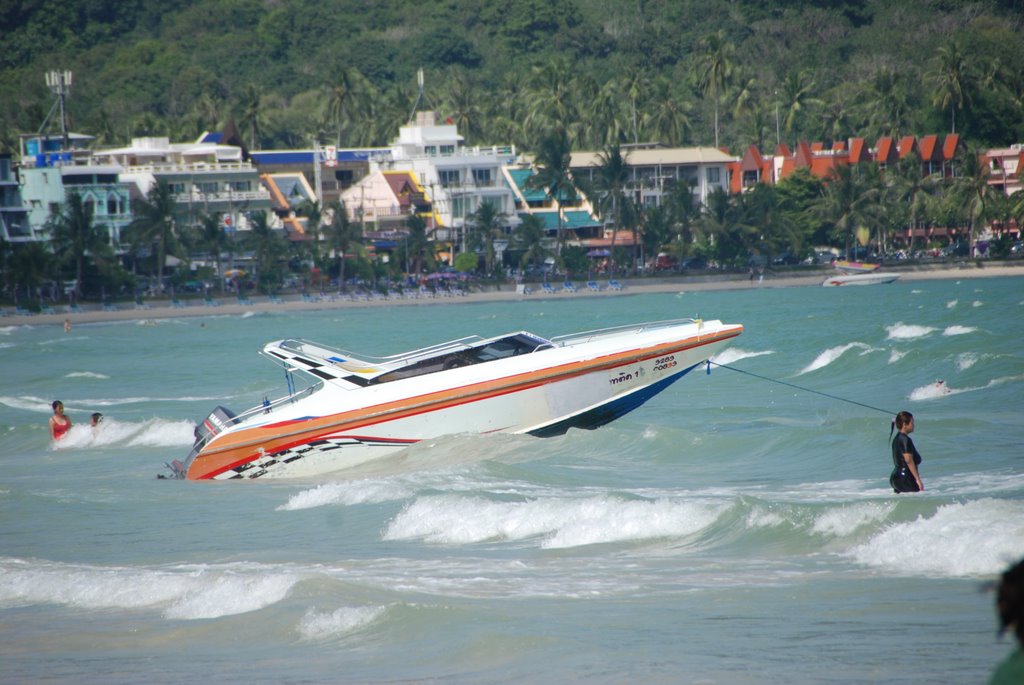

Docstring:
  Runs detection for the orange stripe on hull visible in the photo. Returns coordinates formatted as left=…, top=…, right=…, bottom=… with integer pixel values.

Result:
left=187, top=327, right=741, bottom=479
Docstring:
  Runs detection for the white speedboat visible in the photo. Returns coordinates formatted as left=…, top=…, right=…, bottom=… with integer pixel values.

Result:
left=173, top=317, right=743, bottom=480
left=821, top=272, right=901, bottom=286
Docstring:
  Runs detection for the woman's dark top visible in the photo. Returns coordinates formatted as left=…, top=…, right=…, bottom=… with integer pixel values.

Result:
left=890, top=432, right=922, bottom=493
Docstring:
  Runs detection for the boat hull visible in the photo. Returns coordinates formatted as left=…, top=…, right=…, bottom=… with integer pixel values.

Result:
left=822, top=272, right=900, bottom=286
left=183, top=320, right=742, bottom=480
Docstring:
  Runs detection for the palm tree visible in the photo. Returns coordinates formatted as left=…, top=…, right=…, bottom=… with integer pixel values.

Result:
left=404, top=213, right=436, bottom=276
left=698, top=187, right=757, bottom=264
left=325, top=67, right=364, bottom=146
left=527, top=128, right=578, bottom=253
left=888, top=153, right=936, bottom=254
left=243, top=212, right=286, bottom=293
left=195, top=212, right=230, bottom=293
left=952, top=145, right=996, bottom=257
left=468, top=201, right=507, bottom=276
left=323, top=200, right=362, bottom=291
left=778, top=69, right=821, bottom=144
left=813, top=164, right=882, bottom=257
left=589, top=143, right=631, bottom=273
left=512, top=213, right=549, bottom=274
left=931, top=41, right=970, bottom=135
left=440, top=67, right=483, bottom=144
left=697, top=30, right=735, bottom=148
left=127, top=181, right=179, bottom=292
left=646, top=77, right=692, bottom=146
left=47, top=192, right=112, bottom=299
left=239, top=84, right=265, bottom=150
left=862, top=68, right=910, bottom=139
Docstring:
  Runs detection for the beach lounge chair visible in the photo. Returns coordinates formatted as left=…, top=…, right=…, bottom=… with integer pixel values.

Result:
left=39, top=303, right=56, bottom=315
left=204, top=297, right=221, bottom=307
left=171, top=299, right=187, bottom=309
left=236, top=295, right=253, bottom=306
left=267, top=294, right=284, bottom=304
left=15, top=306, right=33, bottom=316
left=608, top=279, right=624, bottom=291
left=67, top=303, right=85, bottom=314
left=541, top=283, right=558, bottom=295
left=587, top=280, right=602, bottom=292
left=102, top=302, right=118, bottom=312
left=562, top=281, right=578, bottom=293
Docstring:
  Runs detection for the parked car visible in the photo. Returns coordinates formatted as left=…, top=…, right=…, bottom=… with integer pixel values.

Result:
left=944, top=241, right=970, bottom=257
left=772, top=252, right=800, bottom=265
left=681, top=256, right=708, bottom=270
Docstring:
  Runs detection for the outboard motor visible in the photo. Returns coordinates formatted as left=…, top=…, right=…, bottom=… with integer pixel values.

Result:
left=170, top=406, right=238, bottom=479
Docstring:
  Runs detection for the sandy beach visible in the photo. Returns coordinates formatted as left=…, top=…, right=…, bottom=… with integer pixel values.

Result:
left=3, top=262, right=1021, bottom=328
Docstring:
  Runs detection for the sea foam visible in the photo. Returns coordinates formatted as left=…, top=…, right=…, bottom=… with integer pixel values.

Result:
left=0, top=558, right=301, bottom=619
left=383, top=495, right=730, bottom=549
left=710, top=348, right=774, bottom=365
left=297, top=605, right=387, bottom=640
left=50, top=417, right=196, bottom=450
left=797, top=342, right=877, bottom=375
left=848, top=499, right=1024, bottom=577
left=885, top=322, right=937, bottom=340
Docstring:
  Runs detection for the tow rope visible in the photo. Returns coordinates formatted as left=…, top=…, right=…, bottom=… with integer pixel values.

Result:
left=705, top=360, right=895, bottom=417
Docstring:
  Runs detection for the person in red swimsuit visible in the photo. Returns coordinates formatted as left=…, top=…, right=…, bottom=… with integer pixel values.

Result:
left=49, top=400, right=72, bottom=440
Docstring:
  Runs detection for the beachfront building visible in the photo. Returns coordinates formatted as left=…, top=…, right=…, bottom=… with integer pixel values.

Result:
left=261, top=171, right=319, bottom=239
left=503, top=166, right=600, bottom=247
left=366, top=111, right=520, bottom=254
left=0, top=153, right=30, bottom=242
left=17, top=133, right=134, bottom=246
left=567, top=144, right=738, bottom=262
left=729, top=134, right=963, bottom=192
left=339, top=170, right=435, bottom=261
left=249, top=144, right=376, bottom=209
left=986, top=144, right=1024, bottom=197
left=91, top=134, right=272, bottom=234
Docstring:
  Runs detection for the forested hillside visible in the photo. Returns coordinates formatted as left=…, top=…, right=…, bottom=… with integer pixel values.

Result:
left=2, top=0, right=1023, bottom=154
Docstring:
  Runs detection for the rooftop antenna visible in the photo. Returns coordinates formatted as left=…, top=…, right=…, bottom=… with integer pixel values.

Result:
left=39, top=70, right=73, bottom=150
left=408, top=68, right=437, bottom=123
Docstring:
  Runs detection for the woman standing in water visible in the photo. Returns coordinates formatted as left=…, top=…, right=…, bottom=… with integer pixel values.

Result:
left=49, top=400, right=72, bottom=441
left=890, top=410, right=923, bottom=493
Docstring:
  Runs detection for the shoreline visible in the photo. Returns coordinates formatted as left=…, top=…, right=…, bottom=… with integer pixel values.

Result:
left=3, top=262, right=1022, bottom=328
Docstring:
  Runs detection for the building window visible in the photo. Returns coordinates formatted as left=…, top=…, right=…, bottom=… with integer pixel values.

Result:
left=439, top=169, right=460, bottom=187
left=230, top=181, right=251, bottom=192
left=168, top=182, right=186, bottom=195
left=706, top=167, right=721, bottom=184
left=196, top=181, right=219, bottom=195
left=473, top=168, right=492, bottom=186
left=107, top=197, right=119, bottom=215
left=440, top=144, right=455, bottom=155
left=424, top=145, right=437, bottom=156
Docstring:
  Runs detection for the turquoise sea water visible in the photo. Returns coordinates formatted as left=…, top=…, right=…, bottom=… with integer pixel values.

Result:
left=1, top=276, right=1023, bottom=684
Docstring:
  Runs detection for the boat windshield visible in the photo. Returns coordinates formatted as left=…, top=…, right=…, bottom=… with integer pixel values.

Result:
left=372, top=333, right=550, bottom=384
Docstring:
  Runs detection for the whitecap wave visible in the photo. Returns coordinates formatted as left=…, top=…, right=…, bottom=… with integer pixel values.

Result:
left=945, top=299, right=958, bottom=309
left=956, top=352, right=978, bottom=371
left=65, top=371, right=110, bottom=379
left=942, top=325, right=976, bottom=336
left=710, top=348, right=774, bottom=365
left=848, top=499, right=1024, bottom=577
left=888, top=349, right=907, bottom=364
left=811, top=502, right=896, bottom=537
left=297, top=605, right=387, bottom=640
left=383, top=495, right=730, bottom=549
left=885, top=322, right=936, bottom=340
left=279, top=479, right=416, bottom=511
left=908, top=381, right=955, bottom=401
left=0, top=558, right=300, bottom=619
left=973, top=300, right=983, bottom=308
left=797, top=342, right=877, bottom=375
left=50, top=417, right=196, bottom=450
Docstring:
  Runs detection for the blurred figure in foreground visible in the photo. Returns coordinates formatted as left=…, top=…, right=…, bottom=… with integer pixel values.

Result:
left=990, top=558, right=1024, bottom=685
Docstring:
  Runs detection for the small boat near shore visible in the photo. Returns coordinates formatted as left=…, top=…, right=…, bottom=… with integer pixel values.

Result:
left=173, top=317, right=743, bottom=480
left=821, top=272, right=901, bottom=286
